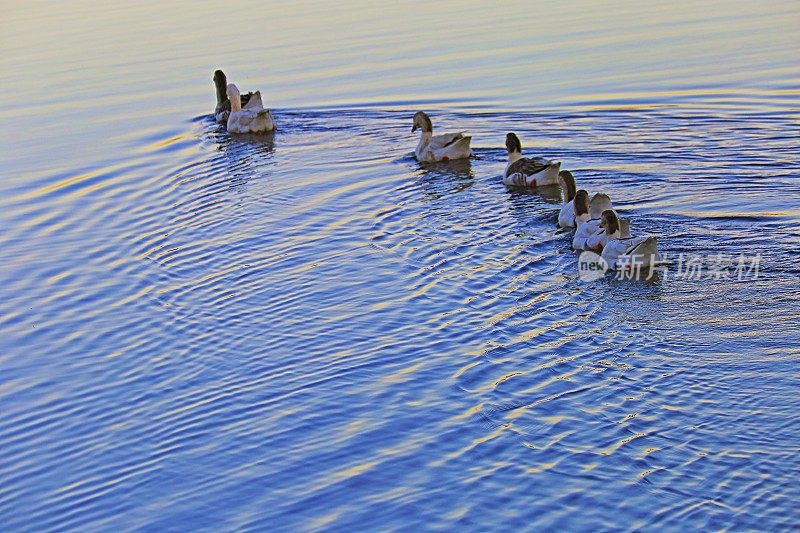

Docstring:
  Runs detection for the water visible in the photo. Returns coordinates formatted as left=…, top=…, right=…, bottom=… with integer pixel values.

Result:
left=2, top=1, right=800, bottom=530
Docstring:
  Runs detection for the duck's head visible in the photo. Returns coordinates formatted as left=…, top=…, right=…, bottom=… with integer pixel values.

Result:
left=412, top=111, right=433, bottom=133
left=599, top=209, right=620, bottom=236
left=213, top=70, right=228, bottom=102
left=589, top=193, right=612, bottom=219
left=505, top=132, right=522, bottom=154
left=559, top=170, right=576, bottom=202
left=574, top=189, right=590, bottom=217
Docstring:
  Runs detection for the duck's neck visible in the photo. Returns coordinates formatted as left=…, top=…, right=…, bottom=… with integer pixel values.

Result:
left=575, top=213, right=591, bottom=226
left=562, top=181, right=576, bottom=204
left=505, top=150, right=522, bottom=172
left=230, top=95, right=241, bottom=112
left=215, top=83, right=226, bottom=106
left=416, top=131, right=433, bottom=153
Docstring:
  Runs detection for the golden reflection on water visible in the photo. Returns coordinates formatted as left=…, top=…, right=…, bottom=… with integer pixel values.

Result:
left=1, top=1, right=800, bottom=531
left=3, top=0, right=799, bottom=176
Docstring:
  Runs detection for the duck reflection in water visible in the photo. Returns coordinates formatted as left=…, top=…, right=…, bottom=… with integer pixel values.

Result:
left=221, top=131, right=276, bottom=188
left=417, top=158, right=475, bottom=201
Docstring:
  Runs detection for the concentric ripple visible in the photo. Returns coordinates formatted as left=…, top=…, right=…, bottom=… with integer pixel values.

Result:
left=2, top=0, right=800, bottom=530
left=3, top=104, right=798, bottom=531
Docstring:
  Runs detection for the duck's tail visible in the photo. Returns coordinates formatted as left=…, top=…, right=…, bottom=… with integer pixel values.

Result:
left=450, top=135, right=472, bottom=151
left=244, top=91, right=264, bottom=110
left=628, top=236, right=659, bottom=265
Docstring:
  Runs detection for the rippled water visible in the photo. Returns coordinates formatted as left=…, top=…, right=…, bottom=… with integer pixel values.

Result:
left=2, top=1, right=800, bottom=531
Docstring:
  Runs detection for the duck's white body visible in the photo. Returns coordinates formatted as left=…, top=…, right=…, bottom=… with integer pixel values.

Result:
left=213, top=70, right=253, bottom=124
left=226, top=85, right=275, bottom=134
left=601, top=236, right=661, bottom=270
left=559, top=199, right=577, bottom=228
left=586, top=226, right=619, bottom=252
left=415, top=131, right=473, bottom=163
left=502, top=133, right=560, bottom=188
left=411, top=111, right=472, bottom=163
left=503, top=154, right=561, bottom=188
left=572, top=218, right=604, bottom=250
left=215, top=94, right=253, bottom=124
left=572, top=193, right=614, bottom=250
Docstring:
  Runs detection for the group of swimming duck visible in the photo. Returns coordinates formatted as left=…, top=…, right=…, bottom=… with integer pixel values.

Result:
left=212, top=70, right=660, bottom=272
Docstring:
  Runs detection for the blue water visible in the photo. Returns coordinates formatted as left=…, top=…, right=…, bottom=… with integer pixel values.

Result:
left=2, top=1, right=800, bottom=531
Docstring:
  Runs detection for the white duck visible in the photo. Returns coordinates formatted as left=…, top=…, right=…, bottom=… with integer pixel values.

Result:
left=572, top=193, right=614, bottom=250
left=601, top=216, right=661, bottom=270
left=412, top=111, right=472, bottom=163
left=503, top=133, right=561, bottom=188
left=585, top=208, right=621, bottom=252
left=213, top=70, right=253, bottom=124
left=557, top=170, right=579, bottom=228
left=226, top=83, right=275, bottom=134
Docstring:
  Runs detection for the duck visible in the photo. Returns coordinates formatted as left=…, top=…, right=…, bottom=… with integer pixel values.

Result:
left=503, top=133, right=561, bottom=188
left=412, top=111, right=473, bottom=163
left=557, top=170, right=579, bottom=228
left=601, top=215, right=661, bottom=270
left=572, top=193, right=613, bottom=250
left=226, top=83, right=275, bottom=134
left=585, top=209, right=621, bottom=252
left=213, top=70, right=253, bottom=124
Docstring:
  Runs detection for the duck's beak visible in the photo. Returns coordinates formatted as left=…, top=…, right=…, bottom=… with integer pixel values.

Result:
left=411, top=125, right=417, bottom=133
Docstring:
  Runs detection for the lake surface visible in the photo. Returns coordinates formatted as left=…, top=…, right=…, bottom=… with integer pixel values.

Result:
left=2, top=1, right=799, bottom=530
